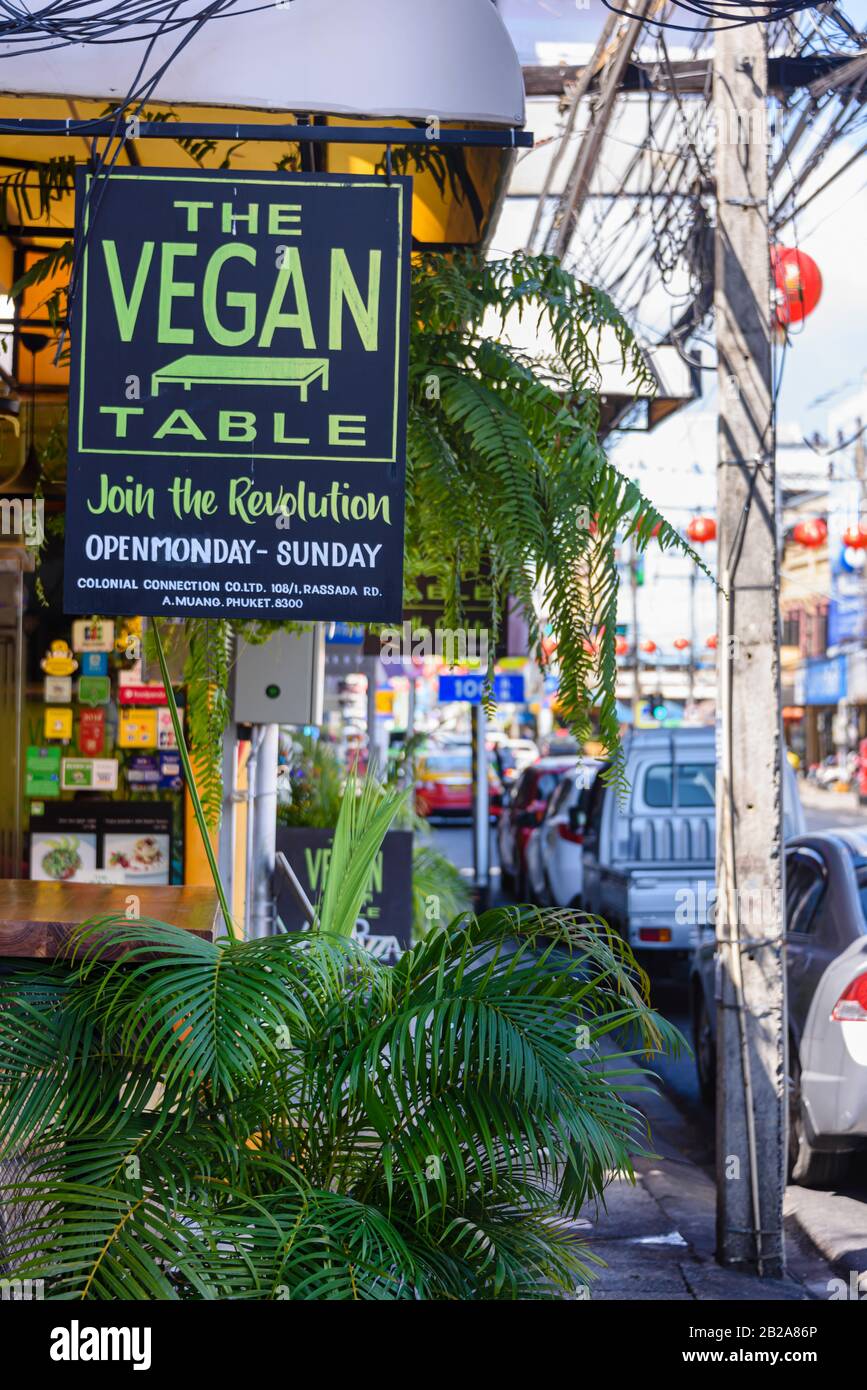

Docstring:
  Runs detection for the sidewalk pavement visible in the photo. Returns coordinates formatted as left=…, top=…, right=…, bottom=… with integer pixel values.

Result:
left=574, top=1075, right=836, bottom=1301
left=798, top=779, right=862, bottom=817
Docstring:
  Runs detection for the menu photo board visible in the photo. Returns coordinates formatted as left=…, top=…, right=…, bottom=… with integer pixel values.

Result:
left=31, top=805, right=99, bottom=884
left=64, top=168, right=412, bottom=624
left=30, top=802, right=173, bottom=886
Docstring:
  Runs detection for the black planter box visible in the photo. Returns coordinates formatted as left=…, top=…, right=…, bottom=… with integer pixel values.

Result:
left=275, top=826, right=413, bottom=963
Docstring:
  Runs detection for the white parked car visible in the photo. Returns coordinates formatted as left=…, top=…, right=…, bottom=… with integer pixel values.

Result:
left=691, top=829, right=867, bottom=1186
left=525, top=761, right=602, bottom=907
left=580, top=727, right=805, bottom=975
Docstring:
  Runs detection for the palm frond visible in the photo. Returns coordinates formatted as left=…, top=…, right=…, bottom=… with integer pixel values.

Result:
left=314, top=773, right=406, bottom=939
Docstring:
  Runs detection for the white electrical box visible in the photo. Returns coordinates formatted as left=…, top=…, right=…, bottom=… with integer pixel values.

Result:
left=233, top=626, right=325, bottom=726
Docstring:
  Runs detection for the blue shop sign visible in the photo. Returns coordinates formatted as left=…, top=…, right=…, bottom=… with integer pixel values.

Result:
left=438, top=673, right=526, bottom=705
left=804, top=655, right=847, bottom=705
left=80, top=651, right=109, bottom=678
left=326, top=623, right=364, bottom=646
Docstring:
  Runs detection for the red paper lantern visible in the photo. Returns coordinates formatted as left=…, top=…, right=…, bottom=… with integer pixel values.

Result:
left=772, top=246, right=822, bottom=326
left=706, top=634, right=719, bottom=650
left=615, top=637, right=629, bottom=657
left=637, top=514, right=662, bottom=539
left=673, top=637, right=690, bottom=651
left=792, top=518, right=827, bottom=549
left=640, top=640, right=657, bottom=655
left=687, top=515, right=717, bottom=544
left=843, top=525, right=867, bottom=551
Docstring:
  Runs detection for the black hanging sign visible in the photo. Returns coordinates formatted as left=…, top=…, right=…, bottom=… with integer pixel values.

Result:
left=63, top=168, right=412, bottom=622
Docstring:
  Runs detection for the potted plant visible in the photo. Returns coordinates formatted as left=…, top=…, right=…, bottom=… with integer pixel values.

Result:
left=0, top=778, right=682, bottom=1300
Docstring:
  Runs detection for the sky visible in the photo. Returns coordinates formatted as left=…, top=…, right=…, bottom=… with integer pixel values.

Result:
left=497, top=0, right=603, bottom=61
left=493, top=0, right=867, bottom=645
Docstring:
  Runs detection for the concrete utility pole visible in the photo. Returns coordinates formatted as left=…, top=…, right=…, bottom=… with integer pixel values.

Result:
left=714, top=16, right=786, bottom=1276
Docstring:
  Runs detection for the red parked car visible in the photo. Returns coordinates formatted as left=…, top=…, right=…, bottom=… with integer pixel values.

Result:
left=859, top=739, right=867, bottom=805
left=497, top=757, right=578, bottom=898
left=415, top=747, right=503, bottom=820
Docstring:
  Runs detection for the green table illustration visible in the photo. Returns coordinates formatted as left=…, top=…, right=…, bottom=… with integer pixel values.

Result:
left=151, top=355, right=330, bottom=400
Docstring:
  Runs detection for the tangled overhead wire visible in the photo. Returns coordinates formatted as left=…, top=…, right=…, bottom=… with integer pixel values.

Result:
left=0, top=1, right=277, bottom=339
left=0, top=0, right=272, bottom=54
left=600, top=1, right=826, bottom=31
left=529, top=0, right=863, bottom=375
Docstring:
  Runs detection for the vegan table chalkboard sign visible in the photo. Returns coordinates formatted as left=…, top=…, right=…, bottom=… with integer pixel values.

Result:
left=64, top=168, right=412, bottom=623
left=275, top=826, right=412, bottom=964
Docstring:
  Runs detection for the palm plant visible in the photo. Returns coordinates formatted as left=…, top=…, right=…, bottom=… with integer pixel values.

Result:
left=0, top=775, right=679, bottom=1301
left=276, top=733, right=347, bottom=830
left=0, top=904, right=680, bottom=1300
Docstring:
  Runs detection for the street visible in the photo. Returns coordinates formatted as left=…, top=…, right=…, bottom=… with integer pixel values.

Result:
left=428, top=796, right=867, bottom=1288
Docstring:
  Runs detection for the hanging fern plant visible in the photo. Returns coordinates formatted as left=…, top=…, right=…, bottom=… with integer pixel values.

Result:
left=404, top=249, right=693, bottom=787
left=177, top=617, right=232, bottom=832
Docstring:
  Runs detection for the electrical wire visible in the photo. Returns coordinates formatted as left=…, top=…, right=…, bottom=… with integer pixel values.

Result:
left=601, top=1, right=834, bottom=34
left=0, top=1, right=275, bottom=55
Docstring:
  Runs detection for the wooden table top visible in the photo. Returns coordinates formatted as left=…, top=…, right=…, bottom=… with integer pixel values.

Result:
left=0, top=881, right=221, bottom=959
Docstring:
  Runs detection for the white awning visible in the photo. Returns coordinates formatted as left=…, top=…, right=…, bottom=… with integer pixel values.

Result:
left=0, top=0, right=526, bottom=127
left=485, top=305, right=698, bottom=435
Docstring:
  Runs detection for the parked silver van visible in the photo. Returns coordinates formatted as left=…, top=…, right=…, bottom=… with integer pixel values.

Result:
left=579, top=727, right=806, bottom=973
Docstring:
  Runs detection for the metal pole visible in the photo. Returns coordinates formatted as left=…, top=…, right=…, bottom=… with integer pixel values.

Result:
left=366, top=655, right=380, bottom=777
left=688, top=563, right=697, bottom=715
left=714, top=13, right=786, bottom=1278
left=406, top=674, right=417, bottom=743
left=631, top=544, right=641, bottom=723
left=243, top=727, right=262, bottom=939
left=0, top=117, right=534, bottom=148
left=218, top=722, right=237, bottom=918
left=472, top=702, right=490, bottom=909
left=249, top=723, right=279, bottom=940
